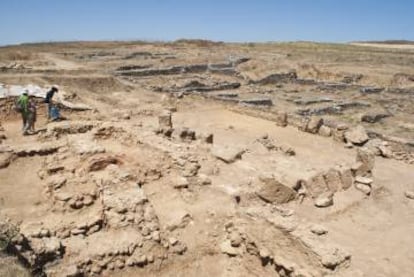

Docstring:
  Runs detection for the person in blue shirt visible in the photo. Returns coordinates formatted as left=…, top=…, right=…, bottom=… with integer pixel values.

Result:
left=44, top=85, right=59, bottom=119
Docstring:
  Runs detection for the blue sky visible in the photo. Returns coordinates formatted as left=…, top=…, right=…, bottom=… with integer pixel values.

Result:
left=0, top=0, right=413, bottom=45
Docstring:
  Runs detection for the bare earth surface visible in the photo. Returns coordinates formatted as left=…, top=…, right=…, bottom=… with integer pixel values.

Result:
left=0, top=41, right=413, bottom=277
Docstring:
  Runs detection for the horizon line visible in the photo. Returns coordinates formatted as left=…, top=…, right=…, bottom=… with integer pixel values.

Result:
left=2, top=38, right=414, bottom=48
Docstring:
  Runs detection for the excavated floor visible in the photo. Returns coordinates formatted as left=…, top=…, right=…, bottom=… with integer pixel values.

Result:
left=1, top=42, right=414, bottom=277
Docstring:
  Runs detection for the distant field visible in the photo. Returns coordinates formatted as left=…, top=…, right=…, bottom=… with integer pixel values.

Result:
left=351, top=42, right=414, bottom=50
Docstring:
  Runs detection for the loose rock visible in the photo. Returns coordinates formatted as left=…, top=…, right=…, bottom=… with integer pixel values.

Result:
left=361, top=111, right=390, bottom=123
left=115, top=259, right=125, bottom=269
left=321, top=249, right=351, bottom=270
left=307, top=173, right=329, bottom=198
left=259, top=247, right=272, bottom=260
left=323, top=169, right=342, bottom=193
left=168, top=237, right=178, bottom=246
left=256, top=178, right=297, bottom=204
left=174, top=177, right=189, bottom=189
left=158, top=111, right=173, bottom=129
left=310, top=224, right=328, bottom=236
left=355, top=176, right=373, bottom=185
left=344, top=125, right=369, bottom=146
left=211, top=145, right=245, bottom=163
left=354, top=148, right=375, bottom=176
left=306, top=117, right=324, bottom=134
left=339, top=168, right=354, bottom=190
left=318, top=125, right=332, bottom=137
left=229, top=231, right=243, bottom=247
left=135, top=255, right=147, bottom=266
left=126, top=257, right=136, bottom=267
left=404, top=190, right=414, bottom=200
left=314, top=192, right=334, bottom=208
left=91, top=264, right=102, bottom=274
left=275, top=112, right=288, bottom=127
left=355, top=183, right=371, bottom=195
left=220, top=240, right=239, bottom=257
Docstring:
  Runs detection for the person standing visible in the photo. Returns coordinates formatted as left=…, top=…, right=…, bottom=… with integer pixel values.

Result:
left=44, top=85, right=59, bottom=119
left=16, top=90, right=29, bottom=135
left=27, top=94, right=37, bottom=133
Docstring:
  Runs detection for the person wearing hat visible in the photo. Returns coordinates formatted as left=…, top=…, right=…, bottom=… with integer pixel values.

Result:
left=16, top=90, right=29, bottom=134
left=44, top=85, right=59, bottom=119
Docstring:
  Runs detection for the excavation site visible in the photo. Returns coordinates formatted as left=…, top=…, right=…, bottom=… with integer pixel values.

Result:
left=0, top=40, right=414, bottom=277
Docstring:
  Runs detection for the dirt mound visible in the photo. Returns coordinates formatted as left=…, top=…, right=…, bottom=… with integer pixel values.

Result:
left=42, top=75, right=129, bottom=94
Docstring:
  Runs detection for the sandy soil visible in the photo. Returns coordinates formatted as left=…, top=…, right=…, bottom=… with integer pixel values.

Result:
left=0, top=41, right=413, bottom=277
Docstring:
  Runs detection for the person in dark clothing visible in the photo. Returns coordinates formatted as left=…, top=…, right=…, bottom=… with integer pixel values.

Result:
left=44, top=85, right=59, bottom=119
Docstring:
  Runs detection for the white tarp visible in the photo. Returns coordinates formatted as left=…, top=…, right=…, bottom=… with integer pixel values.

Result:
left=0, top=83, right=8, bottom=97
left=0, top=83, right=92, bottom=110
left=0, top=83, right=47, bottom=99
